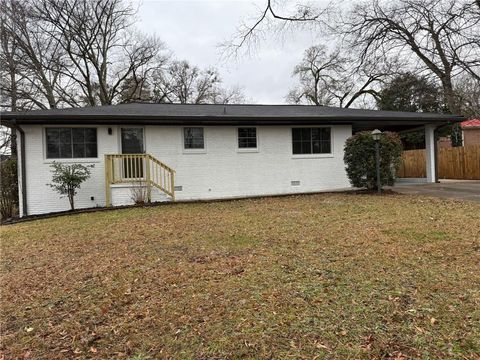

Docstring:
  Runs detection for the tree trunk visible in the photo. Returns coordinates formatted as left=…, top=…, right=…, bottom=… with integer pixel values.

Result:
left=68, top=192, right=75, bottom=210
left=441, top=77, right=459, bottom=114
left=10, top=131, right=17, bottom=159
left=9, top=64, right=18, bottom=158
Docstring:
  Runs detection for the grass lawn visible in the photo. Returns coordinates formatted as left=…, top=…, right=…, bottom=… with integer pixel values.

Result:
left=1, top=193, right=479, bottom=359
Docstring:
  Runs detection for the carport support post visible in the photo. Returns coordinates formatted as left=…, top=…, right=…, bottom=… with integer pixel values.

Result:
left=425, top=125, right=437, bottom=183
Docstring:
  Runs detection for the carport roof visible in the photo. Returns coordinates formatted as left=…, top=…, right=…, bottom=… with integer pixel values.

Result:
left=1, top=102, right=465, bottom=131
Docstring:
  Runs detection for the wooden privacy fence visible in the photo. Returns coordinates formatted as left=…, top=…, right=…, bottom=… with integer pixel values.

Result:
left=397, top=149, right=427, bottom=178
left=397, top=145, right=480, bottom=180
left=438, top=146, right=480, bottom=179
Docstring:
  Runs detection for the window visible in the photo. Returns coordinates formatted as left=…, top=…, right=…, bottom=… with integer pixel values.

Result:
left=184, top=127, right=204, bottom=149
left=292, top=128, right=331, bottom=155
left=46, top=128, right=97, bottom=159
left=238, top=127, right=257, bottom=149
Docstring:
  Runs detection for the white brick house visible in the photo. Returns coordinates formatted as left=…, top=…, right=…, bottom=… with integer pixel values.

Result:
left=1, top=103, right=464, bottom=217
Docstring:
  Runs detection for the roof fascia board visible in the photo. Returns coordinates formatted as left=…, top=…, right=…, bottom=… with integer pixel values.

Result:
left=0, top=115, right=465, bottom=126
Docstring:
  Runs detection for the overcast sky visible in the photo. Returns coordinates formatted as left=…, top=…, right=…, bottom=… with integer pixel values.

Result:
left=136, top=0, right=325, bottom=104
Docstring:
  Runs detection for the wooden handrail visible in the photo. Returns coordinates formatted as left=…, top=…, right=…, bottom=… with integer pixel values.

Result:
left=104, top=153, right=175, bottom=206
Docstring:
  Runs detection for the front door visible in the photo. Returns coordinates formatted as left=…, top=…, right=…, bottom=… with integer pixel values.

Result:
left=121, top=128, right=144, bottom=154
left=121, top=128, right=144, bottom=178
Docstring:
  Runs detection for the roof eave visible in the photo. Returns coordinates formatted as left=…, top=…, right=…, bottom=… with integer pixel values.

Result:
left=0, top=114, right=466, bottom=126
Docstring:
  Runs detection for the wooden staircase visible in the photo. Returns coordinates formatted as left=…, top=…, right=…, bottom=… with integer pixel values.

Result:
left=104, top=154, right=175, bottom=206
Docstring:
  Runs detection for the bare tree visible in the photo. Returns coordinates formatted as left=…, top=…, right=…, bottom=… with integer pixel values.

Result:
left=0, top=127, right=13, bottom=156
left=1, top=0, right=70, bottom=157
left=34, top=0, right=166, bottom=106
left=342, top=0, right=480, bottom=113
left=1, top=0, right=169, bottom=157
left=213, top=86, right=245, bottom=104
left=151, top=60, right=245, bottom=104
left=222, top=0, right=330, bottom=57
left=287, top=45, right=343, bottom=106
left=454, top=74, right=480, bottom=118
left=228, top=0, right=479, bottom=113
left=2, top=0, right=240, bottom=113
left=119, top=76, right=152, bottom=103
left=0, top=0, right=71, bottom=110
left=287, top=44, right=389, bottom=108
left=0, top=1, right=19, bottom=112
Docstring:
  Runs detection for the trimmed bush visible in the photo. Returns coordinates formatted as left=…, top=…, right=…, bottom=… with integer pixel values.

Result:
left=344, top=131, right=403, bottom=190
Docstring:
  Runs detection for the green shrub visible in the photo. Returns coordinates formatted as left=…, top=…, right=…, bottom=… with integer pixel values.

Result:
left=47, top=162, right=93, bottom=210
left=0, top=158, right=19, bottom=220
left=344, top=131, right=403, bottom=190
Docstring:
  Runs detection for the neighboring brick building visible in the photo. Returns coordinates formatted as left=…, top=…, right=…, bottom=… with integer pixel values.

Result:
left=462, top=119, right=480, bottom=146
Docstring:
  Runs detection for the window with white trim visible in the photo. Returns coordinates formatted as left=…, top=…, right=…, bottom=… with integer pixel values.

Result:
left=46, top=128, right=97, bottom=158
left=238, top=127, right=257, bottom=148
left=292, top=128, right=331, bottom=155
left=183, top=127, right=204, bottom=149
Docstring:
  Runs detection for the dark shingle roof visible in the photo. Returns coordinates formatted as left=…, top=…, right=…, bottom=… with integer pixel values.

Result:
left=1, top=103, right=465, bottom=131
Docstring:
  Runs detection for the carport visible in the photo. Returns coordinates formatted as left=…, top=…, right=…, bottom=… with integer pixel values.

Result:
left=349, top=114, right=464, bottom=183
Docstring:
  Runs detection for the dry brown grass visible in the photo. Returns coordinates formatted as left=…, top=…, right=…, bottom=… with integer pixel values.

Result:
left=1, top=193, right=479, bottom=359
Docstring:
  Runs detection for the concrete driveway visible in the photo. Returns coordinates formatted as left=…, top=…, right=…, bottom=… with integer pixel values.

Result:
left=392, top=180, right=480, bottom=202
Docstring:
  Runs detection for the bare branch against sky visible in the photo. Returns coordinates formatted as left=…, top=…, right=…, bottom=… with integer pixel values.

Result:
left=135, top=0, right=326, bottom=104
left=2, top=0, right=479, bottom=108
left=219, top=0, right=332, bottom=59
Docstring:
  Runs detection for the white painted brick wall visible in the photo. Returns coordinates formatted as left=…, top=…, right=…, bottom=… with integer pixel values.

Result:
left=110, top=185, right=169, bottom=207
left=19, top=124, right=352, bottom=216
left=20, top=125, right=116, bottom=215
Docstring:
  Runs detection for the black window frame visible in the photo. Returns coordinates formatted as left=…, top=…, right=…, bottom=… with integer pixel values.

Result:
left=183, top=127, right=205, bottom=150
left=292, top=127, right=331, bottom=155
left=45, top=127, right=98, bottom=159
left=237, top=127, right=257, bottom=149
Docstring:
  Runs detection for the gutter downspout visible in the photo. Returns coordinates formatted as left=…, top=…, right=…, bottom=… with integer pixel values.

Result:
left=11, top=120, right=27, bottom=216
